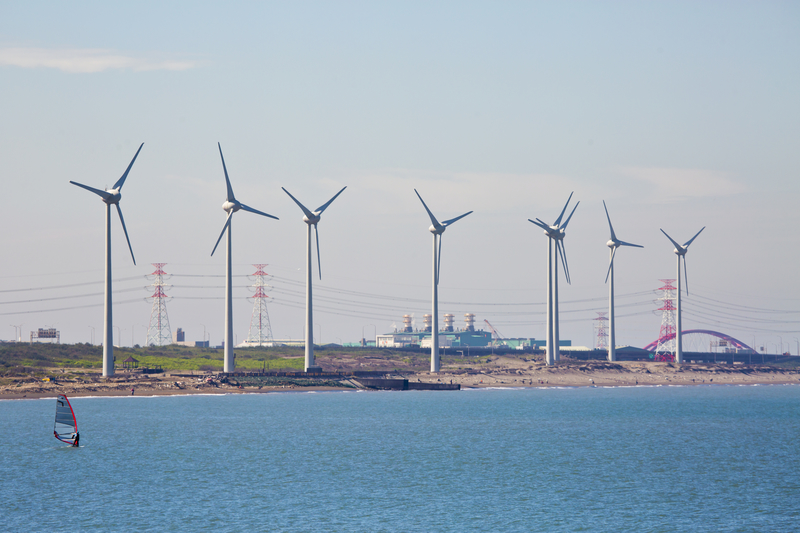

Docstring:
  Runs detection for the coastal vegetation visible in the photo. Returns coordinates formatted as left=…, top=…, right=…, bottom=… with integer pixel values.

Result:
left=0, top=342, right=490, bottom=376
left=2, top=342, right=798, bottom=393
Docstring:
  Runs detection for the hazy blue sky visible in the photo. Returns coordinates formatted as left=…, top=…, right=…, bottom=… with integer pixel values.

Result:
left=1, top=1, right=798, bottom=351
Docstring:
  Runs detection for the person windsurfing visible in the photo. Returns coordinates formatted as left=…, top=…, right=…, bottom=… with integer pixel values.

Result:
left=54, top=394, right=79, bottom=446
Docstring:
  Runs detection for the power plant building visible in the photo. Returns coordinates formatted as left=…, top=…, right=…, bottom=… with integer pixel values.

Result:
left=377, top=313, right=572, bottom=350
left=377, top=330, right=492, bottom=348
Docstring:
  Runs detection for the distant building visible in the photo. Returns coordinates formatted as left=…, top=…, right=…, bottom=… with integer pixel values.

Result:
left=376, top=331, right=572, bottom=350
left=173, top=328, right=185, bottom=343
left=377, top=330, right=492, bottom=348
left=495, top=338, right=570, bottom=350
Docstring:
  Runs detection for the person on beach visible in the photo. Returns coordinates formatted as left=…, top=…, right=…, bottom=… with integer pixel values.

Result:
left=131, top=388, right=135, bottom=395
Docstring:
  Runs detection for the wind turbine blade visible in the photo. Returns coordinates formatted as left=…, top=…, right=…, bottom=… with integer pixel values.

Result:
left=218, top=143, right=236, bottom=202
left=281, top=187, right=315, bottom=218
left=112, top=143, right=144, bottom=190
left=683, top=226, right=706, bottom=248
left=605, top=246, right=617, bottom=284
left=528, top=219, right=549, bottom=231
left=315, top=186, right=347, bottom=214
left=414, top=189, right=441, bottom=227
left=211, top=212, right=233, bottom=257
left=602, top=200, right=617, bottom=241
left=70, top=181, right=112, bottom=201
left=683, top=256, right=690, bottom=295
left=618, top=239, right=644, bottom=248
left=115, top=204, right=136, bottom=265
left=442, top=211, right=473, bottom=226
left=437, top=233, right=442, bottom=285
left=561, top=201, right=579, bottom=229
left=239, top=203, right=279, bottom=220
left=558, top=240, right=571, bottom=284
left=314, top=224, right=322, bottom=280
left=554, top=192, right=574, bottom=226
left=660, top=229, right=682, bottom=250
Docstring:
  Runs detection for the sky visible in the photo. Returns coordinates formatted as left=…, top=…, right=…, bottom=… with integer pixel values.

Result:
left=1, top=1, right=798, bottom=352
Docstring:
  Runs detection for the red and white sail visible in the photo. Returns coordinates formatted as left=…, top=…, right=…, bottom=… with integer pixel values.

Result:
left=54, top=394, right=78, bottom=445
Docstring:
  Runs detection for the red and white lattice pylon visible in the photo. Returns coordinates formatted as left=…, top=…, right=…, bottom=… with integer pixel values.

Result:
left=594, top=312, right=609, bottom=350
left=653, top=279, right=677, bottom=362
left=146, top=263, right=172, bottom=346
left=246, top=264, right=274, bottom=346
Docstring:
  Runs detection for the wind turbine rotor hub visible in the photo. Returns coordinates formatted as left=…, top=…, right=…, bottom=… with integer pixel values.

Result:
left=544, top=227, right=560, bottom=239
left=102, top=190, right=121, bottom=205
left=429, top=225, right=444, bottom=235
left=303, top=214, right=321, bottom=225
left=222, top=200, right=239, bottom=214
left=607, top=240, right=617, bottom=248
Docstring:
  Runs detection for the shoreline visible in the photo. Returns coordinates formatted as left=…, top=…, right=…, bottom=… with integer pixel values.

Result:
left=3, top=359, right=799, bottom=401
left=3, top=382, right=800, bottom=401
left=3, top=368, right=799, bottom=401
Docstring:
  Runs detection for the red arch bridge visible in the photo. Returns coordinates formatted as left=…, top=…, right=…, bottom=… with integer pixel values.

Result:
left=643, top=329, right=757, bottom=361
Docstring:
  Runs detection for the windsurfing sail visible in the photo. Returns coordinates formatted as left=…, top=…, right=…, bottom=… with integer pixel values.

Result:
left=54, top=394, right=78, bottom=445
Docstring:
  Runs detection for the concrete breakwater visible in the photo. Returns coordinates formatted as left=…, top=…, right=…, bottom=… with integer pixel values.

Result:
left=355, top=377, right=460, bottom=391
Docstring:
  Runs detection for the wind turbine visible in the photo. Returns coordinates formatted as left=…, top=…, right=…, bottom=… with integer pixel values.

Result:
left=528, top=193, right=579, bottom=366
left=660, top=226, right=705, bottom=364
left=414, top=189, right=472, bottom=372
left=70, top=143, right=143, bottom=377
left=210, top=143, right=278, bottom=373
left=282, top=185, right=347, bottom=372
left=602, top=201, right=643, bottom=362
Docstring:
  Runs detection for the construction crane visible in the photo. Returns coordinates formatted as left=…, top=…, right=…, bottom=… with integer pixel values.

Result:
left=484, top=319, right=504, bottom=343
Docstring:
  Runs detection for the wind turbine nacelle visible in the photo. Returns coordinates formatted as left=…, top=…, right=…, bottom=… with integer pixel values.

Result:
left=607, top=240, right=616, bottom=248
left=429, top=224, right=444, bottom=235
left=102, top=190, right=121, bottom=205
left=222, top=200, right=240, bottom=214
left=303, top=213, right=321, bottom=224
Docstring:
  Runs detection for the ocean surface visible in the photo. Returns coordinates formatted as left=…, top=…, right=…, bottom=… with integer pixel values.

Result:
left=2, top=385, right=799, bottom=532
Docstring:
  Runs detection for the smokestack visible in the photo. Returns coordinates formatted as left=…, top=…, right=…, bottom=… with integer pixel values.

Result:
left=403, top=314, right=413, bottom=333
left=464, top=313, right=475, bottom=332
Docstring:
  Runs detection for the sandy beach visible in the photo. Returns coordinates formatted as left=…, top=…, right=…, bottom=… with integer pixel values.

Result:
left=2, top=357, right=799, bottom=400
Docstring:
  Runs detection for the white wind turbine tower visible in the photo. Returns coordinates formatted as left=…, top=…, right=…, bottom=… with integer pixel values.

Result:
left=210, top=143, right=278, bottom=372
left=282, top=185, right=347, bottom=372
left=528, top=193, right=579, bottom=366
left=602, top=201, right=643, bottom=362
left=660, top=226, right=705, bottom=364
left=70, top=143, right=143, bottom=377
left=414, top=189, right=472, bottom=373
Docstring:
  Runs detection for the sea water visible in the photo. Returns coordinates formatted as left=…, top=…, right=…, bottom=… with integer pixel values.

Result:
left=2, top=385, right=799, bottom=532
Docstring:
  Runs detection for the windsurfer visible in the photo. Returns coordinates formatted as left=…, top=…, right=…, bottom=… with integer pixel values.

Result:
left=55, top=394, right=78, bottom=446
left=72, top=433, right=79, bottom=447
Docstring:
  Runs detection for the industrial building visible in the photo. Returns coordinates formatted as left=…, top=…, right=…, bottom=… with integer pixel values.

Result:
left=375, top=313, right=571, bottom=350
left=494, top=338, right=572, bottom=350
left=377, top=330, right=492, bottom=348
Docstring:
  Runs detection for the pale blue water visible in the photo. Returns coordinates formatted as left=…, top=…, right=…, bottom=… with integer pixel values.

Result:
left=2, top=385, right=799, bottom=532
